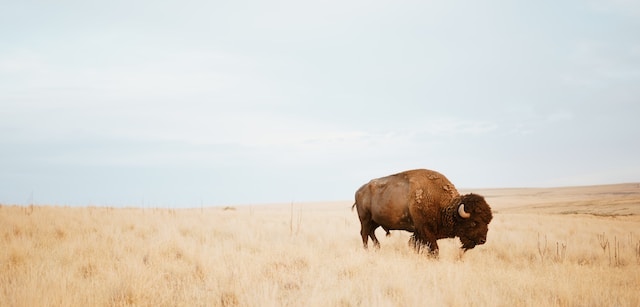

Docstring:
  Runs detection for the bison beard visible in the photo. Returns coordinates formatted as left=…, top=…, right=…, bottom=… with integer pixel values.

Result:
left=353, top=169, right=493, bottom=257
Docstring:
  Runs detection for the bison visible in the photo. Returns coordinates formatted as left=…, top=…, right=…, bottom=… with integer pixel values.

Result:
left=352, top=169, right=493, bottom=256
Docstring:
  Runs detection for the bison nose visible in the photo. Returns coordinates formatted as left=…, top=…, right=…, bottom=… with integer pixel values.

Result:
left=478, top=238, right=486, bottom=244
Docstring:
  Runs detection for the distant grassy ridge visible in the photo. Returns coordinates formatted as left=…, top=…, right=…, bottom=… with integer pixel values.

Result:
left=462, top=183, right=640, bottom=216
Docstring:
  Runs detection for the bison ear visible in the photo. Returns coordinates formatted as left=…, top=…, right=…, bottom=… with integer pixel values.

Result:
left=458, top=203, right=471, bottom=218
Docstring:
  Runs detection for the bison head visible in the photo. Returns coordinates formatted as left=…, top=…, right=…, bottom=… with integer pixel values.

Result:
left=455, top=193, right=493, bottom=251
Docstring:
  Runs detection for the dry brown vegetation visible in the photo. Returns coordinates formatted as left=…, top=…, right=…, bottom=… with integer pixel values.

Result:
left=2, top=183, right=640, bottom=306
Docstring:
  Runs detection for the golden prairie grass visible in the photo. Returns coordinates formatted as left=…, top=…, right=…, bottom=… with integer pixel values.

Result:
left=1, top=184, right=640, bottom=306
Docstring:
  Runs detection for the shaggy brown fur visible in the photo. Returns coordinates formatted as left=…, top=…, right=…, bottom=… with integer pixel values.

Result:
left=352, top=169, right=493, bottom=256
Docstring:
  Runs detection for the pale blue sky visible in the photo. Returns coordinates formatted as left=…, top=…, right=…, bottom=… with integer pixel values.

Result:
left=1, top=1, right=639, bottom=206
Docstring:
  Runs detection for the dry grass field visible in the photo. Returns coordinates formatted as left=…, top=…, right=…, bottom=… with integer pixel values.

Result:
left=2, top=183, right=640, bottom=306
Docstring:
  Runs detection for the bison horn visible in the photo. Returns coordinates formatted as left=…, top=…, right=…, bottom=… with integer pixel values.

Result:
left=458, top=204, right=471, bottom=218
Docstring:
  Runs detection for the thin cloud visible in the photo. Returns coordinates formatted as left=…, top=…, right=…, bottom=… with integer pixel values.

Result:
left=422, top=118, right=499, bottom=137
left=588, top=0, right=640, bottom=17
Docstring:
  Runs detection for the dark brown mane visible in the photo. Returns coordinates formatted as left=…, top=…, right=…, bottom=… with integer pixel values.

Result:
left=460, top=193, right=493, bottom=224
left=440, top=199, right=460, bottom=235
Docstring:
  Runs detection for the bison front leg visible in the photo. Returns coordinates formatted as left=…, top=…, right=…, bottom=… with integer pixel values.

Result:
left=410, top=233, right=439, bottom=257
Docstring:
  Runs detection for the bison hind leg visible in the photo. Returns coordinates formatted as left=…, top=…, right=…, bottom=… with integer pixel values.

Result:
left=360, top=220, right=381, bottom=249
left=365, top=222, right=381, bottom=249
left=359, top=223, right=370, bottom=249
